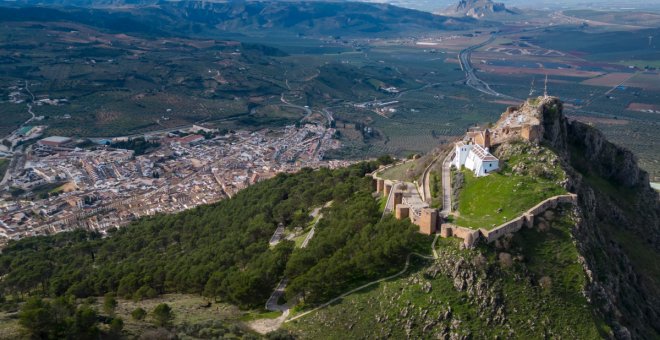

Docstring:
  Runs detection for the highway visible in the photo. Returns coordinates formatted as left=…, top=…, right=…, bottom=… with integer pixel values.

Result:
left=458, top=35, right=519, bottom=100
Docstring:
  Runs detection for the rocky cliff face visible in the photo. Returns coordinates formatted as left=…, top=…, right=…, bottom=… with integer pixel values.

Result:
left=441, top=0, right=517, bottom=19
left=538, top=98, right=660, bottom=339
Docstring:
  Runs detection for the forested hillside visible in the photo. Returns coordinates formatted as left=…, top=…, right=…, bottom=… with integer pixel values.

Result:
left=0, top=161, right=426, bottom=314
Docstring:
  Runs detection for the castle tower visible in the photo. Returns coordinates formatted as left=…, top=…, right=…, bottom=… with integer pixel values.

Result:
left=395, top=205, right=409, bottom=220
left=384, top=183, right=392, bottom=198
left=483, top=129, right=491, bottom=149
left=419, top=208, right=438, bottom=235
left=376, top=179, right=384, bottom=193
left=440, top=224, right=453, bottom=238
left=393, top=192, right=403, bottom=209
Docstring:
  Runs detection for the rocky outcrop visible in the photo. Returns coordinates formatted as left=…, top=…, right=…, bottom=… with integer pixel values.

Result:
left=538, top=98, right=660, bottom=339
left=427, top=250, right=506, bottom=326
left=441, top=0, right=517, bottom=19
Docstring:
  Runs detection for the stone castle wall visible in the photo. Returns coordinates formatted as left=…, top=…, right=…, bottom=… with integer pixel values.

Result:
left=370, top=171, right=439, bottom=235
left=370, top=167, right=576, bottom=245
left=419, top=208, right=438, bottom=235
left=440, top=224, right=481, bottom=248
left=438, top=194, right=577, bottom=247
left=481, top=193, right=577, bottom=243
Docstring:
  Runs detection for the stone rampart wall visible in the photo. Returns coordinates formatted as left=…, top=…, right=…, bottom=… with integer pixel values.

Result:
left=439, top=194, right=577, bottom=247
left=481, top=194, right=577, bottom=243
left=440, top=224, right=480, bottom=248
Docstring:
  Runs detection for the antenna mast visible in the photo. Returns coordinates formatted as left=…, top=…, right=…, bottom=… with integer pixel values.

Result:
left=544, top=74, right=548, bottom=98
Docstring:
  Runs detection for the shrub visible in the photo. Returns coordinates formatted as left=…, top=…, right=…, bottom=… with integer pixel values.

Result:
left=131, top=307, right=147, bottom=320
left=152, top=303, right=175, bottom=327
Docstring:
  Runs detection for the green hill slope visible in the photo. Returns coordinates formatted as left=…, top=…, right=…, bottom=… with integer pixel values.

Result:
left=0, top=98, right=658, bottom=339
left=286, top=206, right=607, bottom=338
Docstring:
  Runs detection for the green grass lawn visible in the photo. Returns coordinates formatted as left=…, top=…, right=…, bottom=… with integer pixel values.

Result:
left=429, top=170, right=442, bottom=209
left=293, top=233, right=307, bottom=248
left=454, top=144, right=567, bottom=230
left=500, top=210, right=609, bottom=338
left=377, top=161, right=416, bottom=182
left=455, top=170, right=566, bottom=230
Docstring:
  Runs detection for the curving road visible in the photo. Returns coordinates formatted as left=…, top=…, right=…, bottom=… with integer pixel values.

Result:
left=458, top=35, right=519, bottom=100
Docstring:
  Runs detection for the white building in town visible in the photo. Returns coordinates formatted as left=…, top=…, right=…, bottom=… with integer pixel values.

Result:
left=453, top=129, right=499, bottom=176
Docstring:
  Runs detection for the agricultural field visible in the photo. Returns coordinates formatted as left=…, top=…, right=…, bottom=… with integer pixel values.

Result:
left=0, top=159, right=8, bottom=179
left=0, top=8, right=657, bottom=181
left=0, top=105, right=30, bottom=139
left=467, top=26, right=660, bottom=180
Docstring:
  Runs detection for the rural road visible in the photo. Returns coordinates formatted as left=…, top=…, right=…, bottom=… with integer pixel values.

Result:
left=301, top=212, right=322, bottom=249
left=0, top=149, right=25, bottom=188
left=280, top=93, right=312, bottom=118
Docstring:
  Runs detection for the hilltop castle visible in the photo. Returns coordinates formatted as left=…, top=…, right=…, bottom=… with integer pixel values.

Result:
left=371, top=96, right=562, bottom=239
left=453, top=96, right=558, bottom=177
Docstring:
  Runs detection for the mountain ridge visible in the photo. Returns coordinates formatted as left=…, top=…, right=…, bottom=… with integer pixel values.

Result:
left=525, top=97, right=659, bottom=338
left=0, top=1, right=478, bottom=37
left=440, top=0, right=517, bottom=19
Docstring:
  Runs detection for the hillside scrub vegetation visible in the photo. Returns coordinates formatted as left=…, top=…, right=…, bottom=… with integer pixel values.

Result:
left=0, top=161, right=425, bottom=315
left=286, top=206, right=607, bottom=339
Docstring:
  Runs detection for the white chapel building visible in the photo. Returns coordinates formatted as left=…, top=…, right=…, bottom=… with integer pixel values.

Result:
left=453, top=129, right=499, bottom=177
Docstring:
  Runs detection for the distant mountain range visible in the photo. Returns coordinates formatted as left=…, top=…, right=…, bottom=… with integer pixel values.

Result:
left=440, top=0, right=518, bottom=19
left=0, top=1, right=479, bottom=37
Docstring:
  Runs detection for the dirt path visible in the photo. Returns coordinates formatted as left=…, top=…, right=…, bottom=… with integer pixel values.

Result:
left=248, top=309, right=290, bottom=334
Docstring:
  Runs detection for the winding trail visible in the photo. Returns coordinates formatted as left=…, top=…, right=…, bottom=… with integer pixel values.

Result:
left=285, top=251, right=435, bottom=323
left=283, top=222, right=440, bottom=324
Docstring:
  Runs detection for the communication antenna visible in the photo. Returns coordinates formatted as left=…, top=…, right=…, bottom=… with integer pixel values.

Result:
left=544, top=74, right=549, bottom=98
left=529, top=77, right=536, bottom=96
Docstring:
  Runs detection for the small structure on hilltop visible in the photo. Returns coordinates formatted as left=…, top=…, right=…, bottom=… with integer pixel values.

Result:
left=453, top=129, right=499, bottom=176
